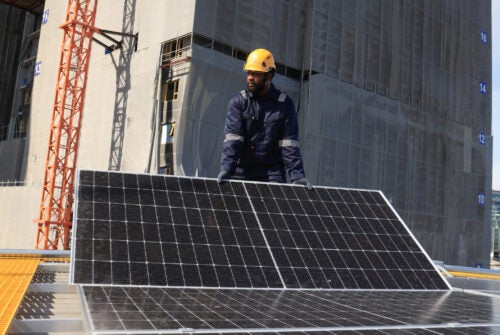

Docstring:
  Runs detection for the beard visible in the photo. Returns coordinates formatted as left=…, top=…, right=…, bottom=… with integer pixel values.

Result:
left=247, top=80, right=267, bottom=95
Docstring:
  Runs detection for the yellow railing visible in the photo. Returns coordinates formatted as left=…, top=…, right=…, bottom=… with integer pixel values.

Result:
left=447, top=270, right=500, bottom=281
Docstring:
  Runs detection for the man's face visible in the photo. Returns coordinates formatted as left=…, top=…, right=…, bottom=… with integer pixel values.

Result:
left=246, top=71, right=268, bottom=95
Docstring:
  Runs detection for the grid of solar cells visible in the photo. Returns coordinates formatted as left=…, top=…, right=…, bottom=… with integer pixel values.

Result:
left=72, top=170, right=282, bottom=287
left=81, top=286, right=500, bottom=334
left=245, top=183, right=448, bottom=289
left=72, top=170, right=448, bottom=290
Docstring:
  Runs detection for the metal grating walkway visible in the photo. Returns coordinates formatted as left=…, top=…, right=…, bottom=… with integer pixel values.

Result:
left=0, top=255, right=40, bottom=335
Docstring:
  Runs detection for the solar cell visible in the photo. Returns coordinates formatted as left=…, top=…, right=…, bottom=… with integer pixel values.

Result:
left=71, top=170, right=448, bottom=290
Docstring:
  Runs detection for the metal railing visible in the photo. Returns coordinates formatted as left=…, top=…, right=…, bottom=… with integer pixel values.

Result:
left=0, top=249, right=70, bottom=257
left=0, top=180, right=25, bottom=187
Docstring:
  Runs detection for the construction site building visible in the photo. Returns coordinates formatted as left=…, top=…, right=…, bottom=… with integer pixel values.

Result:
left=0, top=0, right=492, bottom=267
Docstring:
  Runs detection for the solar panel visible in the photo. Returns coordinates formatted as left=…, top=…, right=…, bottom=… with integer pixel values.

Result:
left=80, top=286, right=500, bottom=334
left=71, top=170, right=449, bottom=290
left=72, top=170, right=282, bottom=287
left=245, top=182, right=446, bottom=289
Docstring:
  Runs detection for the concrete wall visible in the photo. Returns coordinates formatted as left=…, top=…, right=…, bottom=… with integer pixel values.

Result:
left=0, top=186, right=39, bottom=248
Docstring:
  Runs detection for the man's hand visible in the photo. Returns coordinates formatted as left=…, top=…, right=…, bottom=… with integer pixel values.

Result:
left=217, top=170, right=232, bottom=184
left=293, top=178, right=313, bottom=190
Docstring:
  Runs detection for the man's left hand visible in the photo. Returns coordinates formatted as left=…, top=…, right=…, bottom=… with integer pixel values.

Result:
left=293, top=178, right=313, bottom=190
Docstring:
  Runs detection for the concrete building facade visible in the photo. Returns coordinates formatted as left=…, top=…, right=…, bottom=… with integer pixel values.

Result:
left=0, top=0, right=492, bottom=268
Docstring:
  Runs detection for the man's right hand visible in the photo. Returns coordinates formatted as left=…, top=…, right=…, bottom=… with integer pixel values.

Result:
left=217, top=170, right=232, bottom=184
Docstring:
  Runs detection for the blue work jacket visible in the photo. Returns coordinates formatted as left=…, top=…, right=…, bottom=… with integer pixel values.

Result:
left=220, top=83, right=306, bottom=182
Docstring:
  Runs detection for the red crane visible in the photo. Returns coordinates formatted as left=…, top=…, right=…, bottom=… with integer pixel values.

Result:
left=34, top=0, right=98, bottom=249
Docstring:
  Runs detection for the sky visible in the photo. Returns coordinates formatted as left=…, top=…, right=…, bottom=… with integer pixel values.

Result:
left=492, top=1, right=500, bottom=189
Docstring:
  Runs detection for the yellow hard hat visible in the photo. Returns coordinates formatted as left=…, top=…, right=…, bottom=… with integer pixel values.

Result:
left=243, top=48, right=276, bottom=72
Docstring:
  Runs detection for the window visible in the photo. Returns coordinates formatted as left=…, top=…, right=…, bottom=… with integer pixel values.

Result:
left=162, top=41, right=178, bottom=61
left=23, top=89, right=31, bottom=105
left=191, top=33, right=305, bottom=82
left=161, top=80, right=179, bottom=101
left=15, top=114, right=28, bottom=138
left=160, top=123, right=175, bottom=175
left=161, top=34, right=192, bottom=63
left=161, top=123, right=175, bottom=144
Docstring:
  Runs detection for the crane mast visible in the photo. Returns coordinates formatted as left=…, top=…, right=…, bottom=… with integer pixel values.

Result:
left=35, top=0, right=98, bottom=249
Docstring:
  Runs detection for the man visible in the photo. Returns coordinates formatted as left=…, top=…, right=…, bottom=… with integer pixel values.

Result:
left=217, top=48, right=311, bottom=189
